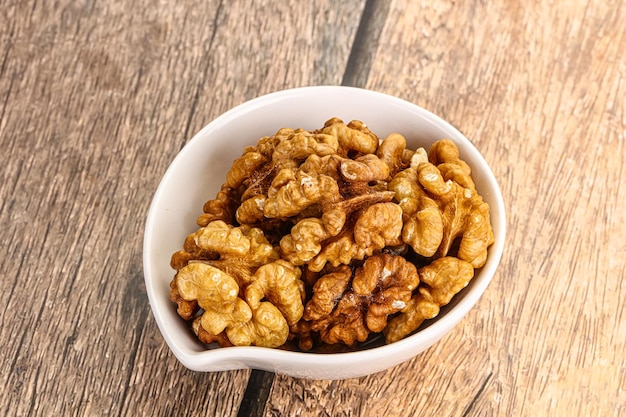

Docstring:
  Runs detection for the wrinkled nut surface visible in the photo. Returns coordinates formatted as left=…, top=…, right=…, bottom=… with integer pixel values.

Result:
left=384, top=257, right=474, bottom=343
left=301, top=254, right=419, bottom=346
left=169, top=118, right=494, bottom=351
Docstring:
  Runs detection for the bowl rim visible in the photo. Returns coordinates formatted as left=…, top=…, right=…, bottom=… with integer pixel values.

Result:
left=143, top=85, right=506, bottom=373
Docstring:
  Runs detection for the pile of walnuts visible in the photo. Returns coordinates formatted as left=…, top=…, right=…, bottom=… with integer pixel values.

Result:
left=169, top=118, right=494, bottom=351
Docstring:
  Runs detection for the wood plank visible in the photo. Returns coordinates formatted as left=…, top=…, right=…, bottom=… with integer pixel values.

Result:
left=0, top=0, right=365, bottom=416
left=262, top=0, right=626, bottom=416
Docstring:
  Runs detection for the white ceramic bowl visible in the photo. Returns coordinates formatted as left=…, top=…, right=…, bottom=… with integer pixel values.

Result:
left=143, top=86, right=505, bottom=380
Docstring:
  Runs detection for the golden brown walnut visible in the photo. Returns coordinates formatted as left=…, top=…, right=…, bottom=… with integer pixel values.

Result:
left=409, top=147, right=430, bottom=168
left=316, top=292, right=371, bottom=346
left=288, top=319, right=314, bottom=351
left=170, top=219, right=307, bottom=348
left=175, top=263, right=251, bottom=335
left=388, top=164, right=443, bottom=257
left=192, top=318, right=233, bottom=347
left=419, top=256, right=475, bottom=304
left=279, top=208, right=346, bottom=265
left=272, top=129, right=338, bottom=162
left=428, top=139, right=471, bottom=174
left=384, top=257, right=474, bottom=343
left=174, top=261, right=297, bottom=348
left=319, top=118, right=379, bottom=155
left=437, top=163, right=475, bottom=191
left=376, top=133, right=409, bottom=178
left=187, top=220, right=279, bottom=284
left=427, top=139, right=476, bottom=194
left=299, top=152, right=392, bottom=200
left=245, top=259, right=305, bottom=327
left=263, top=168, right=340, bottom=219
left=303, top=265, right=352, bottom=322
left=417, top=162, right=453, bottom=195
left=170, top=232, right=220, bottom=270
left=235, top=194, right=267, bottom=224
left=226, top=151, right=269, bottom=189
left=230, top=126, right=343, bottom=222
left=303, top=254, right=419, bottom=346
left=352, top=254, right=420, bottom=332
left=303, top=266, right=368, bottom=346
left=242, top=135, right=279, bottom=158
left=170, top=121, right=494, bottom=350
left=225, top=302, right=290, bottom=348
left=417, top=161, right=493, bottom=268
left=383, top=292, right=440, bottom=344
left=169, top=277, right=198, bottom=320
left=353, top=202, right=404, bottom=249
left=307, top=202, right=403, bottom=272
left=239, top=159, right=298, bottom=204
left=299, top=154, right=342, bottom=179
left=389, top=141, right=493, bottom=268
left=196, top=127, right=287, bottom=228
left=339, top=154, right=390, bottom=182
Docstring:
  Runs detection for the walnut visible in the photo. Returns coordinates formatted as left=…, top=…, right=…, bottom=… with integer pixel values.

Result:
left=169, top=277, right=198, bottom=320
left=383, top=292, right=440, bottom=344
left=388, top=164, right=442, bottom=257
left=298, top=154, right=342, bottom=179
left=170, top=233, right=217, bottom=271
left=175, top=263, right=251, bottom=336
left=307, top=202, right=403, bottom=272
left=225, top=301, right=290, bottom=348
left=280, top=193, right=402, bottom=272
left=384, top=257, right=474, bottom=343
left=169, top=219, right=308, bottom=348
left=338, top=154, right=390, bottom=182
left=268, top=138, right=398, bottom=271
left=389, top=140, right=493, bottom=268
left=302, top=254, right=419, bottom=346
left=352, top=253, right=420, bottom=332
left=319, top=117, right=379, bottom=155
left=192, top=318, right=233, bottom=347
left=271, top=129, right=338, bottom=162
left=428, top=139, right=472, bottom=174
left=170, top=121, right=494, bottom=350
left=195, top=128, right=286, bottom=227
left=184, top=220, right=278, bottom=284
left=419, top=256, right=475, bottom=305
left=428, top=139, right=476, bottom=191
left=235, top=194, right=267, bottom=224
left=376, top=133, right=410, bottom=178
left=353, top=202, right=404, bottom=250
left=226, top=151, right=269, bottom=189
left=262, top=168, right=340, bottom=219
left=245, top=259, right=305, bottom=327
left=279, top=208, right=346, bottom=265
left=288, top=319, right=315, bottom=351
left=302, top=265, right=368, bottom=346
left=238, top=159, right=299, bottom=205
left=417, top=161, right=493, bottom=268
left=173, top=260, right=303, bottom=348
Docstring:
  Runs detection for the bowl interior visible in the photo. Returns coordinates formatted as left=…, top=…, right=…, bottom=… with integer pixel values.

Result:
left=143, top=86, right=505, bottom=375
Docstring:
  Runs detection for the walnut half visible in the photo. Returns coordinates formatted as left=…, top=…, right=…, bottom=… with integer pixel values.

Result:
left=301, top=254, right=419, bottom=347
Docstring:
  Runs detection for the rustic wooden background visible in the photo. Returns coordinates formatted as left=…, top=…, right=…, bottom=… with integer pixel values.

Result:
left=1, top=0, right=624, bottom=416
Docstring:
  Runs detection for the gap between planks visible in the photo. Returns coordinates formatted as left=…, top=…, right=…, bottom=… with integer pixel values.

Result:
left=236, top=1, right=391, bottom=415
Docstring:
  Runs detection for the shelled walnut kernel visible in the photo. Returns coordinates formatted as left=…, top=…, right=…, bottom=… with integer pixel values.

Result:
left=169, top=118, right=493, bottom=350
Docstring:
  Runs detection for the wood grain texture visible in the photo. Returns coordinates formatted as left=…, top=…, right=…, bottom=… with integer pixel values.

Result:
left=0, top=1, right=364, bottom=416
left=1, top=0, right=624, bottom=416
left=262, top=0, right=626, bottom=416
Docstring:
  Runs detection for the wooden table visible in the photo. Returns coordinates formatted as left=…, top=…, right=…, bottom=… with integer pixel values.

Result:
left=2, top=0, right=624, bottom=415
